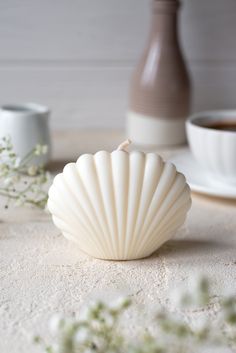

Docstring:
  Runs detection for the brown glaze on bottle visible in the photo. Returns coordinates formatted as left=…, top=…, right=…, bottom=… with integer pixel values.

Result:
left=127, top=0, right=191, bottom=146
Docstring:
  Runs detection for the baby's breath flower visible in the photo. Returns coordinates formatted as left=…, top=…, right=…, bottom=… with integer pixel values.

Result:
left=74, top=327, right=90, bottom=344
left=4, top=175, right=19, bottom=186
left=49, top=314, right=65, bottom=336
left=13, top=157, right=21, bottom=168
left=0, top=163, right=9, bottom=177
left=33, top=279, right=236, bottom=353
left=83, top=349, right=94, bottom=353
left=14, top=195, right=26, bottom=207
left=109, top=296, right=131, bottom=312
left=35, top=144, right=48, bottom=156
left=28, top=165, right=38, bottom=176
left=4, top=176, right=13, bottom=186
left=0, top=136, right=50, bottom=209
left=37, top=174, right=48, bottom=184
left=79, top=306, right=91, bottom=322
left=190, top=314, right=209, bottom=332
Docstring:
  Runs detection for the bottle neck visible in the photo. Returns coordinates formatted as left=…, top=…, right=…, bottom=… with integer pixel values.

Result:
left=152, top=0, right=180, bottom=13
left=149, top=0, right=179, bottom=42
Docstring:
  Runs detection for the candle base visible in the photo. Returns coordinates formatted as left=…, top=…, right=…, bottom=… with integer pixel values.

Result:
left=127, top=111, right=186, bottom=146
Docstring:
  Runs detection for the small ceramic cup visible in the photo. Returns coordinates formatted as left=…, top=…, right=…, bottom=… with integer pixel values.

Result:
left=186, top=110, right=236, bottom=184
left=0, top=103, right=51, bottom=166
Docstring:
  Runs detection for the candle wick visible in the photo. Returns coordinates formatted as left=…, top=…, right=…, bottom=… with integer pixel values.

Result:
left=117, top=139, right=132, bottom=152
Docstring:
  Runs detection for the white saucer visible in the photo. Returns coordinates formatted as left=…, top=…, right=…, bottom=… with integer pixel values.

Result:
left=170, top=150, right=236, bottom=199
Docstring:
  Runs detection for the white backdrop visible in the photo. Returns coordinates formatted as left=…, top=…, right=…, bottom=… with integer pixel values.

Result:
left=0, top=0, right=235, bottom=129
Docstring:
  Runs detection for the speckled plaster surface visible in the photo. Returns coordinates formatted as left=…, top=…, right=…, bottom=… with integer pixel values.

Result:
left=0, top=131, right=236, bottom=352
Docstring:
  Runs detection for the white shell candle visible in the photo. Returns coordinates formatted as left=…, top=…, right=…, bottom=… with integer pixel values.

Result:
left=48, top=140, right=191, bottom=260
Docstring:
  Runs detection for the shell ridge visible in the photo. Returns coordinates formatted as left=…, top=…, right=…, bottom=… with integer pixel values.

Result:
left=52, top=214, right=85, bottom=240
left=110, top=153, right=119, bottom=257
left=136, top=189, right=190, bottom=255
left=111, top=151, right=129, bottom=258
left=48, top=182, right=92, bottom=231
left=76, top=157, right=113, bottom=254
left=60, top=166, right=107, bottom=256
left=107, top=153, right=119, bottom=256
left=136, top=211, right=186, bottom=258
left=48, top=197, right=76, bottom=223
left=118, top=153, right=129, bottom=258
left=52, top=215, right=101, bottom=255
left=94, top=153, right=117, bottom=258
left=133, top=155, right=164, bottom=231
left=122, top=154, right=130, bottom=258
left=50, top=203, right=95, bottom=246
left=141, top=163, right=177, bottom=234
left=149, top=208, right=188, bottom=250
left=143, top=211, right=188, bottom=257
left=125, top=152, right=146, bottom=258
left=134, top=162, right=172, bottom=245
left=53, top=216, right=97, bottom=247
left=140, top=173, right=186, bottom=242
left=133, top=163, right=177, bottom=254
left=62, top=230, right=99, bottom=258
left=64, top=165, right=106, bottom=241
left=135, top=190, right=190, bottom=256
left=62, top=167, right=108, bottom=253
left=123, top=151, right=132, bottom=258
left=49, top=177, right=106, bottom=257
left=62, top=171, right=105, bottom=240
left=131, top=154, right=164, bottom=253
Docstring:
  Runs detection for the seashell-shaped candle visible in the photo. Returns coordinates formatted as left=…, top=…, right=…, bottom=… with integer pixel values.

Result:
left=48, top=140, right=191, bottom=260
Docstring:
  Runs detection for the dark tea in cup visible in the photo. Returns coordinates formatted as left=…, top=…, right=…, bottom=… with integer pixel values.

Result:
left=206, top=121, right=236, bottom=132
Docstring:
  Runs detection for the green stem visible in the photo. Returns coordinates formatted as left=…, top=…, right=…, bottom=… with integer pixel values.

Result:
left=18, top=148, right=36, bottom=166
left=0, top=190, right=18, bottom=199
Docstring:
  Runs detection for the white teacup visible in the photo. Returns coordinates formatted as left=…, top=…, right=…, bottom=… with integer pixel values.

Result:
left=0, top=103, right=51, bottom=166
left=186, top=110, right=236, bottom=185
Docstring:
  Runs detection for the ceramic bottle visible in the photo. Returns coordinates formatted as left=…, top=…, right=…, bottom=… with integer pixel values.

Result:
left=127, top=0, right=191, bottom=146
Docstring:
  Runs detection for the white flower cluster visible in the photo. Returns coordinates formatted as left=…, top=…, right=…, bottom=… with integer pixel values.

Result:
left=0, top=136, right=50, bottom=209
left=35, top=296, right=131, bottom=353
left=34, top=279, right=236, bottom=353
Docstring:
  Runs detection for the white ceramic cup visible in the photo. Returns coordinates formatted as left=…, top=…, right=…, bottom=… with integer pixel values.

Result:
left=186, top=110, right=236, bottom=184
left=0, top=103, right=51, bottom=166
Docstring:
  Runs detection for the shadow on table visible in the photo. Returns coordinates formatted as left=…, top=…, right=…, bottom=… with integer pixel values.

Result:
left=151, top=238, right=233, bottom=260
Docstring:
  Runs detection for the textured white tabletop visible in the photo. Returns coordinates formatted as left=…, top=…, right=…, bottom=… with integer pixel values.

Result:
left=1, top=130, right=236, bottom=353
